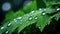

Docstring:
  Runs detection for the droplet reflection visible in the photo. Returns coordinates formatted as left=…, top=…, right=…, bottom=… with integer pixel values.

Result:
left=1, top=27, right=4, bottom=30
left=28, top=17, right=32, bottom=21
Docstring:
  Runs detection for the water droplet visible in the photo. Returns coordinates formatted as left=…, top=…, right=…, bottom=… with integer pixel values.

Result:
left=1, top=27, right=4, bottom=30
left=14, top=19, right=17, bottom=22
left=39, top=8, right=42, bottom=10
left=28, top=17, right=32, bottom=21
left=35, top=17, right=38, bottom=20
left=42, top=12, right=46, bottom=15
left=31, top=10, right=35, bottom=13
left=44, top=9, right=46, bottom=11
left=57, top=8, right=60, bottom=11
left=5, top=31, right=8, bottom=34
left=8, top=23, right=11, bottom=27
left=17, top=17, right=22, bottom=20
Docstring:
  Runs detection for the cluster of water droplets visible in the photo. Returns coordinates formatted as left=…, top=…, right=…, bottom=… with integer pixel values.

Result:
left=0, top=16, right=23, bottom=34
left=14, top=19, right=17, bottom=22
left=0, top=8, right=43, bottom=34
left=39, top=8, right=46, bottom=16
left=39, top=8, right=60, bottom=16
left=29, top=10, right=39, bottom=21
left=0, top=8, right=55, bottom=34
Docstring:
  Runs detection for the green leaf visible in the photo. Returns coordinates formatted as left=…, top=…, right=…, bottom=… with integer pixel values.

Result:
left=54, top=12, right=60, bottom=21
left=43, top=8, right=56, bottom=14
left=0, top=9, right=42, bottom=34
left=17, top=10, right=40, bottom=33
left=36, top=8, right=57, bottom=32
left=0, top=8, right=59, bottom=34
left=36, top=13, right=51, bottom=32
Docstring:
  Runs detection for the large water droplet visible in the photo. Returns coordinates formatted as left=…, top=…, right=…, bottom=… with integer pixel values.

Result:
left=5, top=31, right=9, bottom=34
left=14, top=19, right=17, bottom=22
left=17, top=17, right=22, bottom=20
left=42, top=12, right=46, bottom=15
left=28, top=17, right=32, bottom=21
left=8, top=23, right=11, bottom=27
left=1, top=27, right=4, bottom=30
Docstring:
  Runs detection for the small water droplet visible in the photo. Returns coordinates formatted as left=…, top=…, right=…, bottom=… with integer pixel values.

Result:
left=35, top=17, right=38, bottom=20
left=39, top=8, right=42, bottom=10
left=44, top=9, right=46, bottom=11
left=1, top=27, right=4, bottom=30
left=5, top=31, right=8, bottom=34
left=14, top=19, right=17, bottom=22
left=17, top=17, right=22, bottom=20
left=8, top=23, right=11, bottom=27
left=31, top=10, right=35, bottom=13
left=57, top=8, right=60, bottom=11
left=28, top=17, right=32, bottom=21
left=42, top=12, right=46, bottom=15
